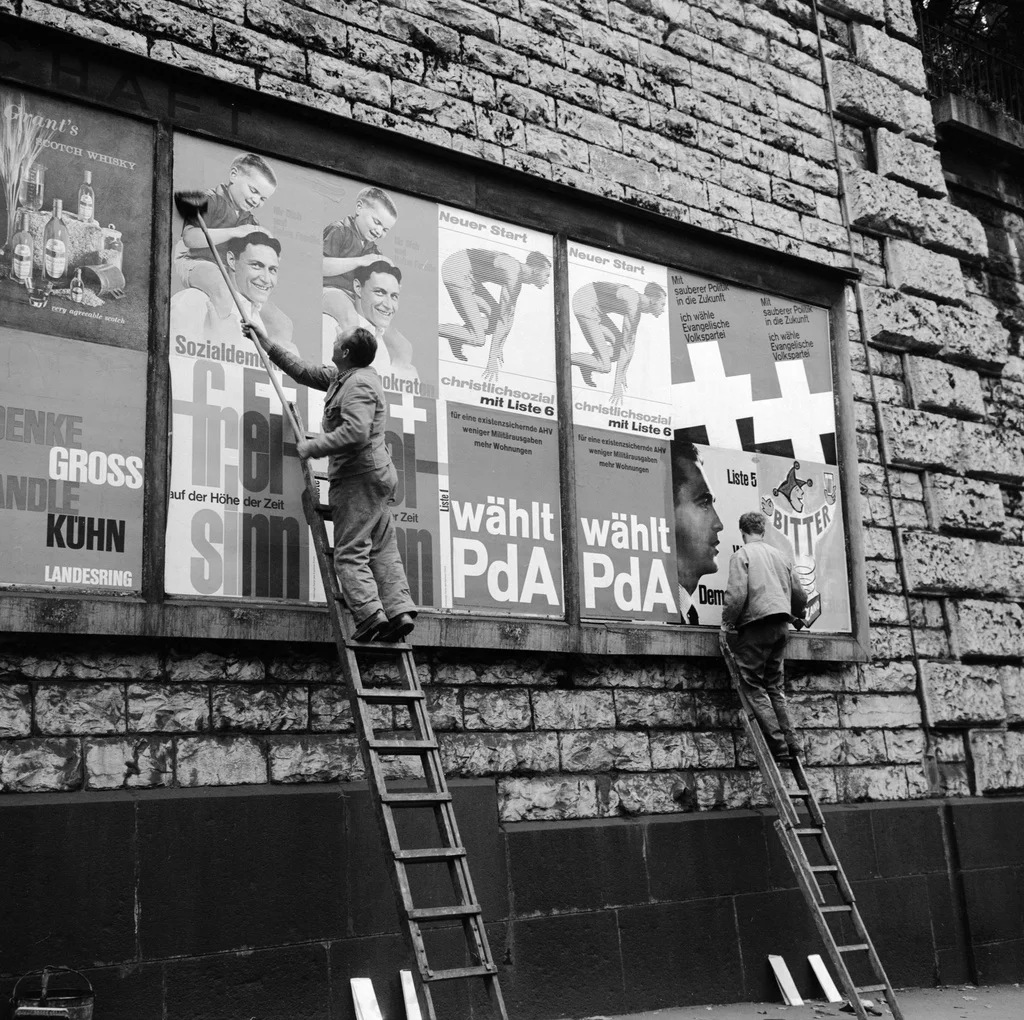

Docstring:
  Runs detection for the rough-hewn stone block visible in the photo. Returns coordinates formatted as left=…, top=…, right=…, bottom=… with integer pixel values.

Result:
left=930, top=475, right=1005, bottom=534
left=824, top=0, right=885, bottom=22
left=212, top=685, right=307, bottom=731
left=267, top=735, right=363, bottom=783
left=309, top=52, right=391, bottom=106
left=614, top=690, right=695, bottom=728
left=0, top=738, right=81, bottom=792
left=852, top=24, right=926, bottom=93
left=882, top=405, right=1024, bottom=479
left=22, top=1, right=147, bottom=54
left=829, top=60, right=934, bottom=141
left=923, top=663, right=1005, bottom=725
left=886, top=0, right=917, bottom=39
left=85, top=737, right=172, bottom=790
left=129, top=683, right=209, bottom=732
left=176, top=736, right=266, bottom=786
left=36, top=683, right=126, bottom=735
left=846, top=169, right=922, bottom=238
left=845, top=729, right=889, bottom=764
left=498, top=776, right=598, bottom=821
left=532, top=690, right=615, bottom=730
left=440, top=731, right=559, bottom=775
left=955, top=599, right=1024, bottom=657
left=0, top=687, right=31, bottom=737
left=150, top=39, right=255, bottom=86
left=649, top=730, right=735, bottom=769
left=917, top=199, right=988, bottom=262
left=840, top=693, right=921, bottom=728
left=166, top=650, right=264, bottom=683
left=610, top=772, right=694, bottom=816
left=969, top=730, right=1024, bottom=792
left=864, top=286, right=944, bottom=352
left=463, top=689, right=532, bottom=730
left=908, top=357, right=985, bottom=419
left=886, top=238, right=966, bottom=303
left=1000, top=665, right=1024, bottom=722
left=694, top=770, right=768, bottom=810
left=560, top=730, right=651, bottom=771
left=904, top=532, right=1024, bottom=597
left=478, top=656, right=565, bottom=686
left=573, top=658, right=663, bottom=688
left=838, top=764, right=912, bottom=800
left=937, top=304, right=1010, bottom=372
left=875, top=128, right=946, bottom=197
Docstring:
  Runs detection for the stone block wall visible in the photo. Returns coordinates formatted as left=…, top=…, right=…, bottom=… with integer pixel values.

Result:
left=3, top=0, right=1024, bottom=813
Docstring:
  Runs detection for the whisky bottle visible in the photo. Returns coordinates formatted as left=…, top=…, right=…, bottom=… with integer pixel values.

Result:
left=78, top=169, right=95, bottom=223
left=9, top=211, right=34, bottom=284
left=43, top=198, right=70, bottom=284
left=70, top=268, right=85, bottom=303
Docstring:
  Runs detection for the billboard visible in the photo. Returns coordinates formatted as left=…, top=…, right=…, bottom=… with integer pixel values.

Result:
left=0, top=86, right=154, bottom=350
left=0, top=329, right=146, bottom=591
left=165, top=135, right=563, bottom=616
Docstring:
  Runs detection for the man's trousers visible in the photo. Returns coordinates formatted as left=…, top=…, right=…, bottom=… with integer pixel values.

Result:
left=328, top=462, right=415, bottom=625
left=730, top=614, right=799, bottom=756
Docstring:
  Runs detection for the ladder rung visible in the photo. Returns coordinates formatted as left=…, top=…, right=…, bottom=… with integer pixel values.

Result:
left=346, top=640, right=414, bottom=653
left=358, top=689, right=425, bottom=704
left=395, top=847, right=467, bottom=861
left=423, top=964, right=497, bottom=983
left=369, top=738, right=436, bottom=753
left=810, top=865, right=839, bottom=873
left=794, top=827, right=824, bottom=835
left=856, top=984, right=887, bottom=993
left=789, top=789, right=812, bottom=797
left=381, top=790, right=452, bottom=805
left=839, top=943, right=870, bottom=953
left=408, top=904, right=481, bottom=921
left=820, top=904, right=853, bottom=913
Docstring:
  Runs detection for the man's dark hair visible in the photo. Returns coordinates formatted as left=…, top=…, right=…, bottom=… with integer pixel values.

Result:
left=342, top=327, right=378, bottom=368
left=525, top=251, right=551, bottom=271
left=669, top=436, right=702, bottom=502
left=223, top=231, right=281, bottom=260
left=353, top=260, right=402, bottom=286
left=644, top=282, right=666, bottom=300
left=739, top=511, right=765, bottom=536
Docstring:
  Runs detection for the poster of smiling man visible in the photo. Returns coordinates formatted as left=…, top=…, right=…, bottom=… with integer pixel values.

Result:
left=668, top=267, right=851, bottom=632
left=166, top=134, right=441, bottom=603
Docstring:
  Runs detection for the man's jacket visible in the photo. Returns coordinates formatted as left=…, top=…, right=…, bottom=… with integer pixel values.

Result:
left=263, top=341, right=390, bottom=482
left=721, top=539, right=808, bottom=629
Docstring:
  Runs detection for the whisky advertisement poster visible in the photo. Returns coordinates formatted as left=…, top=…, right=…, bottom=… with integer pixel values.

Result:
left=0, top=86, right=154, bottom=350
left=0, top=329, right=145, bottom=591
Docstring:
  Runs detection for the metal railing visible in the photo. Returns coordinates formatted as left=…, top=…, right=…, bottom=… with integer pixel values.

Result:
left=916, top=11, right=1024, bottom=123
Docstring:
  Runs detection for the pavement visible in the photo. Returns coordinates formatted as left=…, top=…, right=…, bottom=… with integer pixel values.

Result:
left=598, top=985, right=1024, bottom=1020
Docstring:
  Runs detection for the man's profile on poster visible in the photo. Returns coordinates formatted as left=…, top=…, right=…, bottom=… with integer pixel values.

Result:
left=571, top=279, right=667, bottom=405
left=323, top=259, right=417, bottom=380
left=170, top=231, right=292, bottom=351
left=671, top=436, right=724, bottom=625
left=439, top=248, right=552, bottom=380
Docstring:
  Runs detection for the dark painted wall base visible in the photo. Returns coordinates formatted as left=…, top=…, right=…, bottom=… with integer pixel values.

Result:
left=2, top=785, right=1022, bottom=1020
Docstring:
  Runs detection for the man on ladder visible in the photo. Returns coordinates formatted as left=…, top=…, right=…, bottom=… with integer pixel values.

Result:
left=244, top=320, right=416, bottom=643
left=721, top=511, right=807, bottom=760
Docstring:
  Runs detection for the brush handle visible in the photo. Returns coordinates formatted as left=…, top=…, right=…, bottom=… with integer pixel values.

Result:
left=192, top=210, right=305, bottom=445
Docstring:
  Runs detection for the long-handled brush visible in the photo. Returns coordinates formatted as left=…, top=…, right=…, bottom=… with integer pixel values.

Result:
left=173, top=190, right=305, bottom=444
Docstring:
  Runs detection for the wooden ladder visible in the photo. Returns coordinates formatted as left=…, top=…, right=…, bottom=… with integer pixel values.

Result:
left=292, top=402, right=508, bottom=1020
left=719, top=635, right=904, bottom=1020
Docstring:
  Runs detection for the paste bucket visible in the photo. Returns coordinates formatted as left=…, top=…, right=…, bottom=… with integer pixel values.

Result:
left=12, top=967, right=94, bottom=1020
left=82, top=262, right=126, bottom=299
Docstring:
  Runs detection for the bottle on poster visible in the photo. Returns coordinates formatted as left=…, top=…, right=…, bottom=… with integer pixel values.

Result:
left=78, top=169, right=95, bottom=223
left=43, top=197, right=69, bottom=284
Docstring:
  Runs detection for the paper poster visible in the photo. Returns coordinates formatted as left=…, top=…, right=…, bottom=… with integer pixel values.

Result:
left=166, top=134, right=561, bottom=615
left=0, top=328, right=146, bottom=590
left=0, top=86, right=154, bottom=349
